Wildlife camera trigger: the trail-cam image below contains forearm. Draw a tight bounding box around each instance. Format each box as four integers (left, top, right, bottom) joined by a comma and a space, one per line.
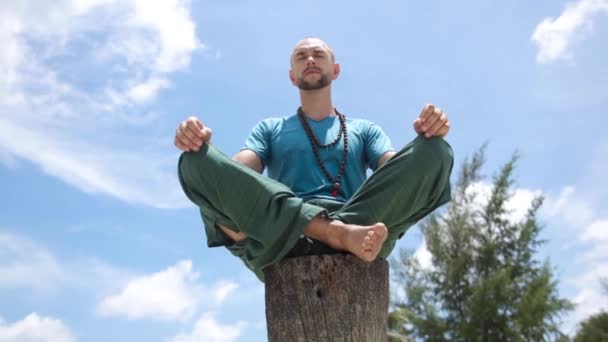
376, 151, 397, 169
232, 149, 264, 173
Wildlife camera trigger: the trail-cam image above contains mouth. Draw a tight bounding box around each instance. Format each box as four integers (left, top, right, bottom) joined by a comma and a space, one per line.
304, 68, 321, 76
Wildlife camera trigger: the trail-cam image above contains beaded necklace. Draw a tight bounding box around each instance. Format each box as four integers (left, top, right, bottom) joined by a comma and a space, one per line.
297, 107, 348, 197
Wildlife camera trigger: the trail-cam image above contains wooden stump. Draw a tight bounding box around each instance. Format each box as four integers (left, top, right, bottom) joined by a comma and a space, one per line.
264, 254, 389, 342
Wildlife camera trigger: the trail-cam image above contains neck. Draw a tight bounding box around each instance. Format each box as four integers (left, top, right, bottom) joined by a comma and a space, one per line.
299, 86, 334, 120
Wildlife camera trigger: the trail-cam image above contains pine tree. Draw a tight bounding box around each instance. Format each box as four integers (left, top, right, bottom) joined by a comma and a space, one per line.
572, 279, 608, 342
573, 311, 608, 342
389, 146, 573, 342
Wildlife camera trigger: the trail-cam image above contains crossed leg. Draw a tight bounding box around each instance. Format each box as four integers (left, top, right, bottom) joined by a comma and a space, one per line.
330, 135, 454, 258
178, 144, 389, 275
219, 217, 388, 262
178, 136, 452, 277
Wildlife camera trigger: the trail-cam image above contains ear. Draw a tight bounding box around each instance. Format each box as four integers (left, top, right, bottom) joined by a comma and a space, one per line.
289, 69, 296, 85
332, 63, 341, 80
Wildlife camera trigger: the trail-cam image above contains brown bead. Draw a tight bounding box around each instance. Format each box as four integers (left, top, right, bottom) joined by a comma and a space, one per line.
297, 107, 348, 195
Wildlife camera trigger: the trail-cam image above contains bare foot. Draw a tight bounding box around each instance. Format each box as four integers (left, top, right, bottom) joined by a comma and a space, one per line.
331, 221, 388, 262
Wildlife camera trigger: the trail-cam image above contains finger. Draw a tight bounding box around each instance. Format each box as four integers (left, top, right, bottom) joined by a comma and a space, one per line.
177, 132, 199, 151
201, 127, 213, 143
420, 104, 435, 123
424, 111, 445, 133
436, 121, 450, 137
426, 113, 447, 137
421, 108, 442, 132
191, 116, 204, 130
181, 123, 203, 145
174, 137, 190, 151
186, 117, 204, 138
178, 126, 202, 150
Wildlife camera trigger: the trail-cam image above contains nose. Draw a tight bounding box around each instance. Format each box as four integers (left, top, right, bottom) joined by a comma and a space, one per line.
306, 56, 315, 65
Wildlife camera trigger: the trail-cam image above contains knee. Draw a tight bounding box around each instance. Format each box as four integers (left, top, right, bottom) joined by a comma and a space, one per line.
415, 135, 451, 155
414, 135, 454, 168
178, 145, 211, 184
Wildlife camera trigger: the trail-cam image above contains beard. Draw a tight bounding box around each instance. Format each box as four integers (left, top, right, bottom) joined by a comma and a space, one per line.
296, 72, 332, 91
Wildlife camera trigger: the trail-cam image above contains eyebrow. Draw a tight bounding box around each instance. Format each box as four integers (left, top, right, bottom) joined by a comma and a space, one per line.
294, 48, 327, 57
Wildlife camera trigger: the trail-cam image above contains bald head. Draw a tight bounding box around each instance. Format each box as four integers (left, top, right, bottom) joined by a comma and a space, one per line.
289, 37, 340, 91
290, 37, 336, 65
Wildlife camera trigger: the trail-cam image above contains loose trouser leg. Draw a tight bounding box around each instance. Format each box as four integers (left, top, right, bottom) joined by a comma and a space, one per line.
177, 144, 326, 279
331, 135, 454, 257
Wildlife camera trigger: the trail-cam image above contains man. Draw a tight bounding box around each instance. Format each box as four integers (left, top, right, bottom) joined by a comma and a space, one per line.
175, 37, 453, 281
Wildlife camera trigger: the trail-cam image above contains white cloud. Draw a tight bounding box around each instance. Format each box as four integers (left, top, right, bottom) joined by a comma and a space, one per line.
0, 230, 244, 326
170, 313, 247, 342
580, 219, 608, 243
578, 243, 608, 263
212, 281, 240, 306
0, 313, 75, 342
0, 117, 187, 209
0, 232, 67, 292
543, 186, 595, 227
97, 260, 239, 322
127, 0, 199, 73
0, 230, 134, 295
413, 239, 432, 270
97, 260, 201, 321
467, 181, 542, 224
126, 77, 171, 103
505, 187, 542, 222
0, 0, 201, 208
70, 256, 136, 293
542, 186, 608, 334
531, 0, 608, 64
566, 262, 608, 333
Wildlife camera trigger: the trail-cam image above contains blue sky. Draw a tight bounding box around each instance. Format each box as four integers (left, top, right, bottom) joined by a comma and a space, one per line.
1, 0, 607, 340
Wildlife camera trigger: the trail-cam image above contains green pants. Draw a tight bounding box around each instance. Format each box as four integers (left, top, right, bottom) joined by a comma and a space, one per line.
178, 135, 453, 281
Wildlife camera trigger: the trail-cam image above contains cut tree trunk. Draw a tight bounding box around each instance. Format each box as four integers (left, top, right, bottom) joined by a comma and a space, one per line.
264, 254, 389, 342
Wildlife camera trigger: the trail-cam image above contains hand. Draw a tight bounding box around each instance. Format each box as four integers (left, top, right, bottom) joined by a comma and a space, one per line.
413, 104, 450, 138
174, 116, 213, 151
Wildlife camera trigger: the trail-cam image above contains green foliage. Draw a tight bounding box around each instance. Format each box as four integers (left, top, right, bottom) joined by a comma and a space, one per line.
389, 146, 573, 341
573, 311, 608, 342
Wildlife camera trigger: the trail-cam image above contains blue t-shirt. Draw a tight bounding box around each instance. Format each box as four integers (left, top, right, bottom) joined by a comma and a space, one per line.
242, 114, 394, 203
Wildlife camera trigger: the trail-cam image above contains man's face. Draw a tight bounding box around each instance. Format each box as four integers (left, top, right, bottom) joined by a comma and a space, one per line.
289, 38, 340, 91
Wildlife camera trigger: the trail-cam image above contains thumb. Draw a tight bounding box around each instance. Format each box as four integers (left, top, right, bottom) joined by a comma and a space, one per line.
202, 127, 213, 143
413, 118, 423, 134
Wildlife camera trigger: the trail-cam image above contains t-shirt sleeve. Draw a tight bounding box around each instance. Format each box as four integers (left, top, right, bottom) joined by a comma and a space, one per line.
365, 122, 394, 171
242, 120, 272, 166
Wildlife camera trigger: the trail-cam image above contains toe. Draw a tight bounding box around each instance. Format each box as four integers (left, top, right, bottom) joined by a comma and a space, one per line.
363, 236, 371, 247
373, 225, 388, 240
